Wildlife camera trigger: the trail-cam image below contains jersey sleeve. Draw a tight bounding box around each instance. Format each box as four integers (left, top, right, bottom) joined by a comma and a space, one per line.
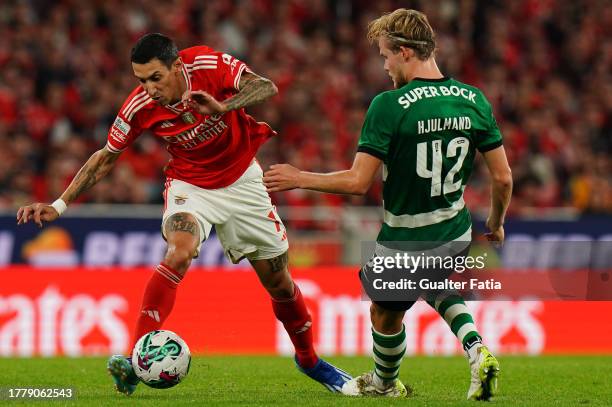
357, 94, 394, 161
215, 52, 251, 92
106, 93, 145, 153
475, 95, 503, 153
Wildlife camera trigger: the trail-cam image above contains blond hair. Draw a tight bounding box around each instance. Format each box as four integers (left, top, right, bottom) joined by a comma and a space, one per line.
367, 9, 436, 60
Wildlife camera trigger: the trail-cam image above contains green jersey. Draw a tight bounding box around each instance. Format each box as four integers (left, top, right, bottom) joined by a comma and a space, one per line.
358, 77, 502, 242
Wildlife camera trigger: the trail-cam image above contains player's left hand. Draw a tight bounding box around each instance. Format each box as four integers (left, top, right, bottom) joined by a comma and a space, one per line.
16, 203, 60, 228
182, 90, 227, 115
263, 164, 301, 192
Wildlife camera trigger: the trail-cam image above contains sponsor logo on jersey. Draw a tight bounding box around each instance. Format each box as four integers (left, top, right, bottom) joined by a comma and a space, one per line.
162, 114, 228, 149
174, 195, 187, 205
113, 116, 131, 136
110, 127, 127, 142
398, 85, 477, 109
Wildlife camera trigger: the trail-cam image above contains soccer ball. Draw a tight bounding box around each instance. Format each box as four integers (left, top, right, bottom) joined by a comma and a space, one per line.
131, 330, 191, 389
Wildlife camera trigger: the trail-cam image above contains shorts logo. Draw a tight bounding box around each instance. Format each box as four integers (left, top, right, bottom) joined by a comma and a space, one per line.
113, 116, 131, 136
174, 195, 187, 205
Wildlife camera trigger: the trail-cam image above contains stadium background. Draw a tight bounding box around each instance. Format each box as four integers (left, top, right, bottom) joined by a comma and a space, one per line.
0, 0, 610, 358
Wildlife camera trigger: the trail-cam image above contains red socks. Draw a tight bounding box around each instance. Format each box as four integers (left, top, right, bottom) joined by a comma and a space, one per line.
132, 264, 182, 348
133, 265, 318, 369
271, 285, 319, 369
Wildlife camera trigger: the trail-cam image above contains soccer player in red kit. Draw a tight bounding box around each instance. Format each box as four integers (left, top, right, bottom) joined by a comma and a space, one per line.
16, 33, 351, 395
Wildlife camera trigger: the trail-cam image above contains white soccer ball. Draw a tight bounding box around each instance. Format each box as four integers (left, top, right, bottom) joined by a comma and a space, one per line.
131, 330, 191, 389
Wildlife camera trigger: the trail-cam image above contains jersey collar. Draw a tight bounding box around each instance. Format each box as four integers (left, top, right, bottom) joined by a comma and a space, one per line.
412, 76, 450, 82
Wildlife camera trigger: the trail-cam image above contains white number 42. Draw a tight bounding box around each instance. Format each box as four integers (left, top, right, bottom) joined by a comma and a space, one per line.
416, 137, 469, 197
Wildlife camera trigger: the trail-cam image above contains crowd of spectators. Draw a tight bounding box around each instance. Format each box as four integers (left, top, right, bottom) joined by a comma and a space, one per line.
0, 0, 610, 226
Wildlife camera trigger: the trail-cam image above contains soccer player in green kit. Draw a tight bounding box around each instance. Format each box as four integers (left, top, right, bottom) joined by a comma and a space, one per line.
264, 8, 512, 400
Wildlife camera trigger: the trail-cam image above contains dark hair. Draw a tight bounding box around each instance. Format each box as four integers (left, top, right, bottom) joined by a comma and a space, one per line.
130, 33, 179, 68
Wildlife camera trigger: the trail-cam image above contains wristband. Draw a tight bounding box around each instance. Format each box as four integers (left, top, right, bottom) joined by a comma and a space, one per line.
51, 199, 67, 216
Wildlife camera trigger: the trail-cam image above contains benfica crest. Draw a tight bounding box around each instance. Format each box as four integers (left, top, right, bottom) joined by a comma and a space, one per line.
181, 111, 197, 124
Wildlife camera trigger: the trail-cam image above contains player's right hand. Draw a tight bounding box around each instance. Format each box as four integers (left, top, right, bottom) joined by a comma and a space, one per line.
181, 90, 227, 115
16, 203, 60, 228
263, 164, 301, 192
484, 218, 505, 246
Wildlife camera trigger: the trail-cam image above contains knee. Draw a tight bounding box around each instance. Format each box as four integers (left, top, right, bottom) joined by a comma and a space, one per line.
164, 245, 195, 275
265, 273, 294, 299
370, 303, 384, 321
370, 303, 404, 335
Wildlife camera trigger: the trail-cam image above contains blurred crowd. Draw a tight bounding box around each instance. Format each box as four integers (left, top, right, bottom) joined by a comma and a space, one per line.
0, 0, 610, 226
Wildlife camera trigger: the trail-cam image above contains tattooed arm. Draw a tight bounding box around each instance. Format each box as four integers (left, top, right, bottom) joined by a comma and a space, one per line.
16, 147, 121, 227
61, 148, 121, 204
223, 72, 278, 111
182, 72, 278, 115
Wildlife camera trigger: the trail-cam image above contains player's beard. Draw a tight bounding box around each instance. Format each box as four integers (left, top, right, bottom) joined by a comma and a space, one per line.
394, 72, 408, 89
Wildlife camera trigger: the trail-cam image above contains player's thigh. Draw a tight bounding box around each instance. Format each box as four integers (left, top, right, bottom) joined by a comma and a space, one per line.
162, 179, 218, 258
215, 166, 289, 264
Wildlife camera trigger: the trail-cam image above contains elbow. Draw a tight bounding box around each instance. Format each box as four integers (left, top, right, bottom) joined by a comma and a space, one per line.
349, 180, 370, 196
255, 77, 278, 97
95, 147, 120, 167
269, 80, 279, 96
261, 77, 278, 96
353, 185, 369, 196
492, 168, 513, 189
345, 169, 373, 195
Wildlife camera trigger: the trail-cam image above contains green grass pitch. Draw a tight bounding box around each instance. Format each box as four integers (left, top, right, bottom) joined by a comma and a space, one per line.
0, 355, 610, 406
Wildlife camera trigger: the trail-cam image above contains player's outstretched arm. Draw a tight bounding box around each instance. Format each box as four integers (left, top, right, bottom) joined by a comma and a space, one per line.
182, 72, 278, 115
16, 147, 121, 227
263, 152, 382, 195
482, 146, 513, 244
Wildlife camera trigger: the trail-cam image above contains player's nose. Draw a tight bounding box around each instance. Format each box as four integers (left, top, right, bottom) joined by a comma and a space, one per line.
143, 83, 157, 97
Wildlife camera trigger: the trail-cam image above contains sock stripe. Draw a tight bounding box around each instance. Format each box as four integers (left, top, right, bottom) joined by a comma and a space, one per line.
373, 346, 406, 363
373, 353, 403, 368
159, 263, 181, 280
434, 291, 456, 311
437, 295, 465, 317
144, 310, 160, 322
375, 361, 401, 373
457, 323, 478, 343
450, 313, 474, 335
156, 264, 181, 285
375, 369, 399, 380
371, 325, 406, 386
443, 303, 470, 324
372, 326, 406, 349
372, 337, 407, 356
428, 292, 483, 350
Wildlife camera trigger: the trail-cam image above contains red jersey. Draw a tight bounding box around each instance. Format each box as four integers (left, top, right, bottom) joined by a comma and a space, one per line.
106, 46, 276, 189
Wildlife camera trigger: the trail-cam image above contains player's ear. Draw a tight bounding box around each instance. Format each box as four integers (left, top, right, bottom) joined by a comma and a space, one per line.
173, 58, 183, 74
399, 46, 414, 61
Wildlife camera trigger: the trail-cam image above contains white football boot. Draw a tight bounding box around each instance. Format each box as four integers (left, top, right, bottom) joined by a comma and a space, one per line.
341, 371, 410, 397
467, 346, 500, 400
